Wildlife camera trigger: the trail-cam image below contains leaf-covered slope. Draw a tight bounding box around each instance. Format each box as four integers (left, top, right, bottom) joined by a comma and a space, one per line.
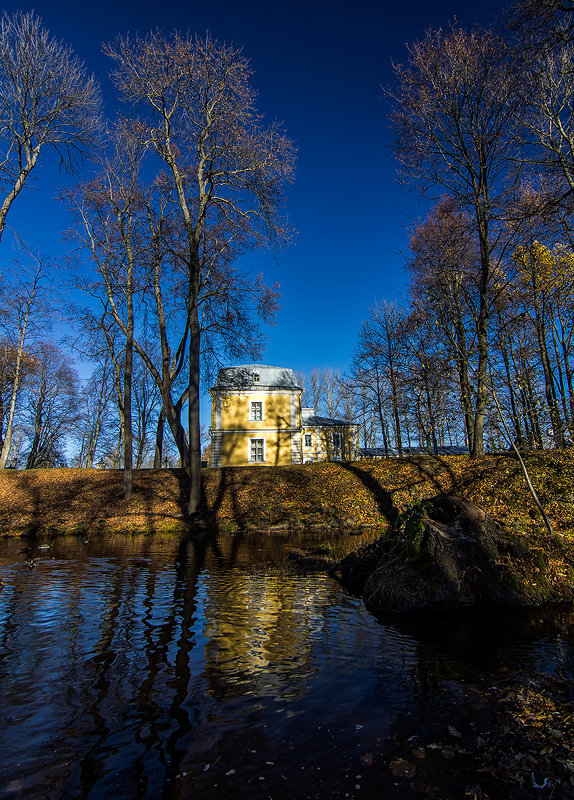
0, 452, 573, 541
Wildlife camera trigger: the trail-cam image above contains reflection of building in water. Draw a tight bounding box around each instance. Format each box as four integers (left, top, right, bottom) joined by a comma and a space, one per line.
201, 573, 331, 701
209, 364, 358, 466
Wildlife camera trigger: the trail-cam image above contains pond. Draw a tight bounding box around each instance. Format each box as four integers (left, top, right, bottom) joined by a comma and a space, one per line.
0, 531, 573, 799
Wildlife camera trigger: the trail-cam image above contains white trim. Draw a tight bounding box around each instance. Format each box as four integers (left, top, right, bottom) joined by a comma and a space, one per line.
290, 392, 299, 427
214, 394, 222, 430
248, 436, 266, 463
249, 398, 265, 421
212, 387, 303, 397
219, 427, 301, 434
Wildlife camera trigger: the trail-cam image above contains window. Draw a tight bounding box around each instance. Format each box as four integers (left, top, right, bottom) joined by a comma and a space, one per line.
304, 433, 312, 448
251, 401, 263, 421
250, 438, 264, 462
332, 432, 341, 448
253, 372, 260, 382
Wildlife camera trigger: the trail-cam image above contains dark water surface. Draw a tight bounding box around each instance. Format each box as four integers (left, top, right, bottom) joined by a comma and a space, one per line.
0, 531, 573, 799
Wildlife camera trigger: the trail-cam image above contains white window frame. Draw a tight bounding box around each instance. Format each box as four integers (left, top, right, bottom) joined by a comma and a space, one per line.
304, 433, 313, 448
250, 400, 264, 421
332, 431, 342, 449
249, 437, 265, 463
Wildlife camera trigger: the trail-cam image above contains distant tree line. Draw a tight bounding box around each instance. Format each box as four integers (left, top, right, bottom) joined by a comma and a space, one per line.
337, 0, 574, 457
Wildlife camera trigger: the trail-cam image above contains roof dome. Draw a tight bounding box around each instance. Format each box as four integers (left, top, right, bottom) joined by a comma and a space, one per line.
213, 364, 301, 390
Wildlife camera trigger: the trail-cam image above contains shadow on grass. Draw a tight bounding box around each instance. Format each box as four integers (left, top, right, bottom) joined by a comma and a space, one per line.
339, 462, 398, 525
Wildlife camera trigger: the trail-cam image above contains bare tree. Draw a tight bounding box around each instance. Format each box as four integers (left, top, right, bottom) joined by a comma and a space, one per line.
69, 128, 146, 498
391, 25, 521, 456
75, 358, 116, 469
0, 251, 52, 469
23, 342, 80, 468
0, 339, 34, 456
356, 301, 409, 455
132, 353, 161, 468
508, 0, 574, 51
104, 31, 295, 513
0, 11, 100, 241
408, 200, 481, 450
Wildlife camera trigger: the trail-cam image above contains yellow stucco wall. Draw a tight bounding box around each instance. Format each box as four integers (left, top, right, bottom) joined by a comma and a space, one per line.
210, 384, 357, 467
301, 425, 357, 462
220, 393, 294, 431
221, 430, 295, 466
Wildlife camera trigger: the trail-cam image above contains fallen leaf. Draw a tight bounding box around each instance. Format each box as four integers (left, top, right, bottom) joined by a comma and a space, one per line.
390, 758, 417, 778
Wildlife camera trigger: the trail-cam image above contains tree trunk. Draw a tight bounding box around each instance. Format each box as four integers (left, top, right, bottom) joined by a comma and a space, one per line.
389, 364, 403, 456
532, 285, 565, 447
26, 385, 45, 469
0, 150, 39, 244
449, 289, 474, 453
187, 296, 202, 515
499, 330, 523, 448
154, 411, 165, 468
0, 315, 29, 469
123, 335, 133, 499
551, 325, 573, 440
471, 206, 491, 459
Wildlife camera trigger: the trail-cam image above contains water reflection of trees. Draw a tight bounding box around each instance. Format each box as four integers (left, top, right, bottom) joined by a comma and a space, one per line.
0, 532, 349, 796
0, 535, 209, 797
0, 532, 372, 796
2, 534, 572, 798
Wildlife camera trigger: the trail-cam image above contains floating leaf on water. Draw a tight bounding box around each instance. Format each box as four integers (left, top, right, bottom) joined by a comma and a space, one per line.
390, 758, 416, 778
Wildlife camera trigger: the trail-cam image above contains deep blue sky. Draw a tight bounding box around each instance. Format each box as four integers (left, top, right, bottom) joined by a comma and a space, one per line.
2, 0, 507, 395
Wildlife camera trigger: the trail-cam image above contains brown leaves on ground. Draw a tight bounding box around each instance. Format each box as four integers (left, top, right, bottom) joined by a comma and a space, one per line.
0, 468, 189, 536
0, 451, 573, 546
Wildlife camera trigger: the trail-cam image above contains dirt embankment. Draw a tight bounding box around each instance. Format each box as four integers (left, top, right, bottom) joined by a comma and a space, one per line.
0, 452, 573, 545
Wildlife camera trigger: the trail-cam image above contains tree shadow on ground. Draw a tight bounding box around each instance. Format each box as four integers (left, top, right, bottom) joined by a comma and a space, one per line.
339, 462, 398, 525
207, 466, 318, 531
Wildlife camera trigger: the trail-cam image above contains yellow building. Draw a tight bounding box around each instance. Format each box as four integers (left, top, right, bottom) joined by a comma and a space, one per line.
209, 364, 358, 467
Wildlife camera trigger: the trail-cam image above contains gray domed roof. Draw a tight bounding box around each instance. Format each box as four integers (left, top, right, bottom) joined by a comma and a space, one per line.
213, 364, 301, 390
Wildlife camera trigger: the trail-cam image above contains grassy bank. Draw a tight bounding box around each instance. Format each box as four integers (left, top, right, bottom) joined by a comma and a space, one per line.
0, 451, 573, 541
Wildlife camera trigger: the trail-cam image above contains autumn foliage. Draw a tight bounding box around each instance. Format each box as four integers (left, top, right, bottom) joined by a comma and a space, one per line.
0, 453, 573, 543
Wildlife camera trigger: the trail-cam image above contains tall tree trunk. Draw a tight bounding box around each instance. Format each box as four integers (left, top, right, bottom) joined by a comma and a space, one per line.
551, 326, 573, 440
424, 370, 439, 454
389, 364, 403, 456
557, 327, 574, 438
499, 331, 523, 448
154, 410, 165, 468
123, 335, 133, 499
532, 286, 565, 447
0, 314, 29, 469
26, 385, 45, 469
188, 296, 202, 515
449, 289, 474, 452
471, 211, 491, 459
